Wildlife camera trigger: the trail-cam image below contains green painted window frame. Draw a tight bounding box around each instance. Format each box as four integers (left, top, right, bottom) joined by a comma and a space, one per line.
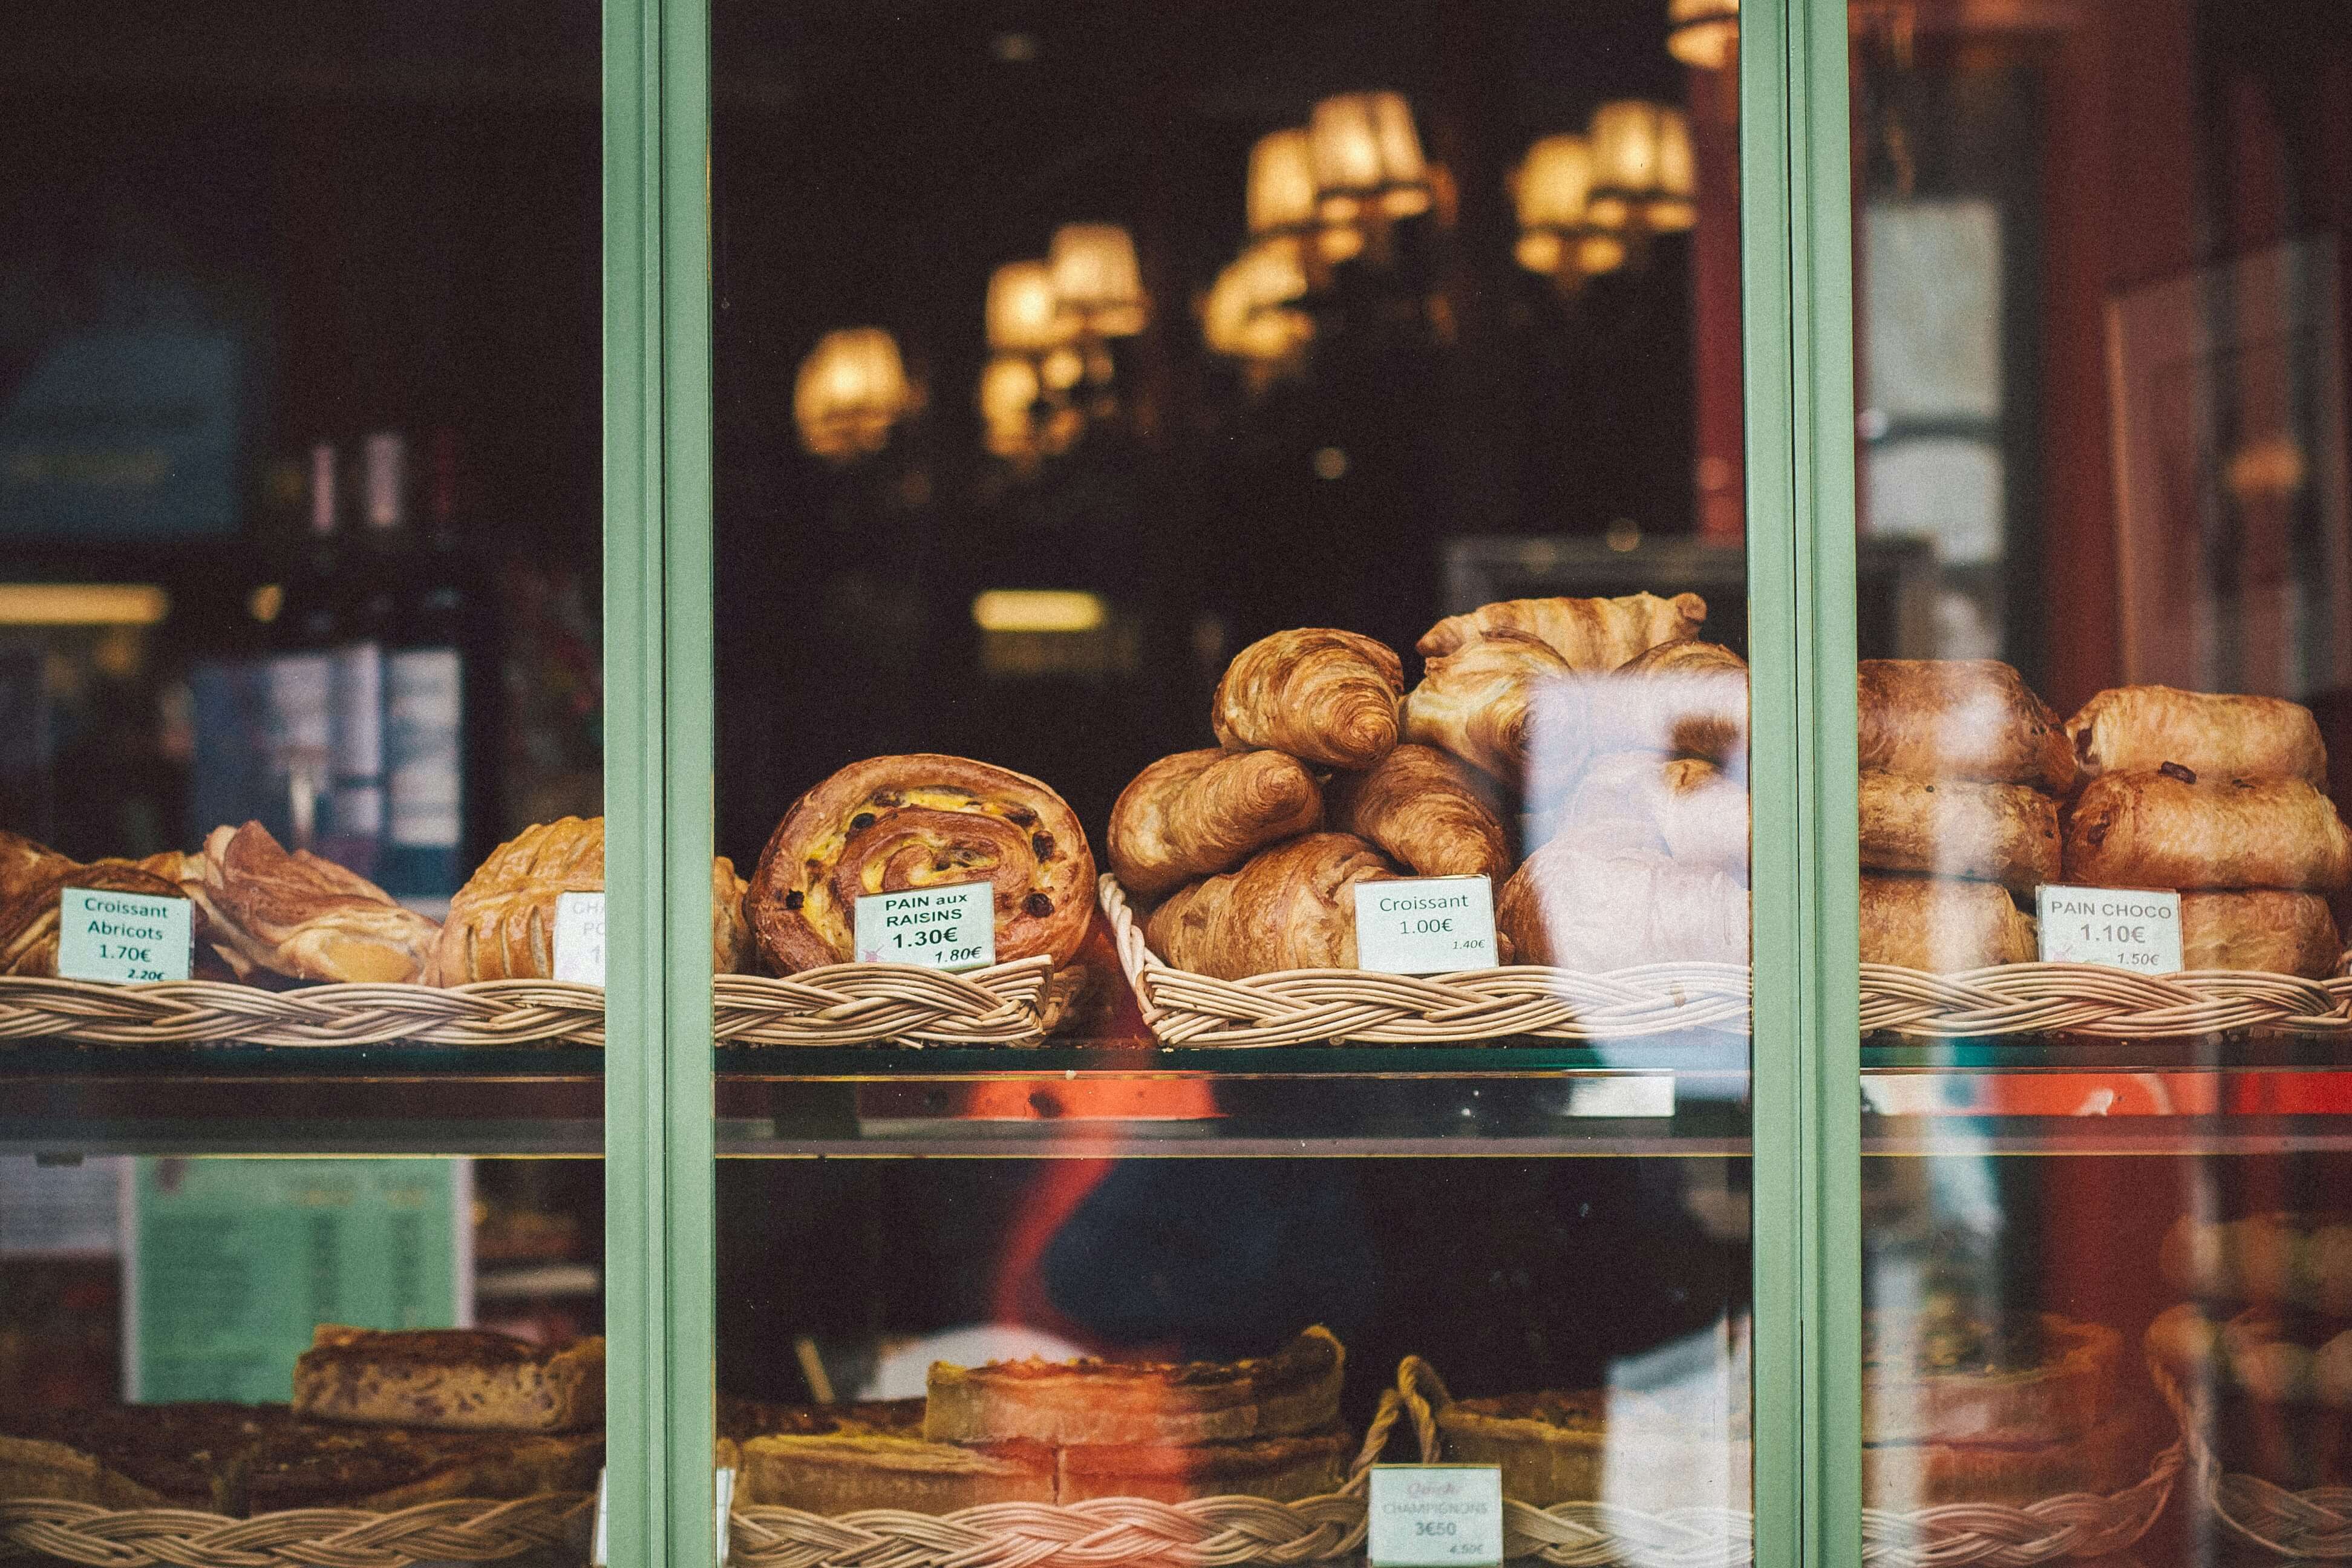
596, 0, 1864, 1563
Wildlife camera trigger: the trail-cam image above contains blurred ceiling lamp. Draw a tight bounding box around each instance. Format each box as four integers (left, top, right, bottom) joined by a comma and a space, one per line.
0, 583, 169, 626
1667, 0, 1739, 69
1307, 91, 1432, 229
794, 327, 912, 462
1587, 100, 1698, 239
985, 261, 1073, 354
978, 355, 1045, 462
1048, 224, 1149, 338
1203, 243, 1313, 364
1248, 128, 1364, 266
1511, 135, 1630, 290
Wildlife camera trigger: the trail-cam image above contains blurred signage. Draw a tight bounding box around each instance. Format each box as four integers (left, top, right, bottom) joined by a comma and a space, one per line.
0, 328, 243, 540
125, 1157, 470, 1402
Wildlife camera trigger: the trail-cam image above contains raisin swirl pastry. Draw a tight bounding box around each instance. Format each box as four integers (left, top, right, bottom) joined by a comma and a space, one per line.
746, 755, 1097, 973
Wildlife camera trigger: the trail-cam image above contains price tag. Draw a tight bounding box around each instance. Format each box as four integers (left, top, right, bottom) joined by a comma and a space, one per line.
1353, 876, 1498, 974
716, 1466, 736, 1566
1368, 1465, 1505, 1567
56, 888, 191, 983
590, 1467, 607, 1567
2036, 885, 2183, 973
553, 891, 607, 985
854, 881, 996, 972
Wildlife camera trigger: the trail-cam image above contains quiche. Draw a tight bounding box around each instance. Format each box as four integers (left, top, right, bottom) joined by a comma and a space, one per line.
293, 1327, 605, 1432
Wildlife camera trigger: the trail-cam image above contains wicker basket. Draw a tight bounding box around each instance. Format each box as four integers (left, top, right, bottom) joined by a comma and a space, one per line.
1860, 962, 2352, 1040
0, 958, 1069, 1051
2155, 1348, 2352, 1558
1099, 877, 1751, 1047
1400, 1353, 2179, 1568
0, 1490, 592, 1568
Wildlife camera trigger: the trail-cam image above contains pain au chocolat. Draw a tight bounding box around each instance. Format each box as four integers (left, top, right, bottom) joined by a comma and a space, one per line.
2067, 685, 2328, 787
292, 1326, 604, 1433
746, 755, 1096, 974
923, 1325, 1344, 1448
1857, 659, 2076, 795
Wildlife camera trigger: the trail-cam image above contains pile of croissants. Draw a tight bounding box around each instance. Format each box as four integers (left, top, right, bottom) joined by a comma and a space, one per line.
1109, 591, 1754, 978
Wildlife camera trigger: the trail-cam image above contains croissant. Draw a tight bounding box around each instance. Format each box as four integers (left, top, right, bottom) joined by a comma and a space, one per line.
197, 822, 441, 984
2179, 891, 2341, 978
1858, 659, 2076, 794
1328, 745, 1510, 880
1212, 629, 1403, 769
1586, 639, 1749, 771
1400, 631, 1575, 786
1549, 753, 1748, 878
1145, 833, 1397, 978
1417, 592, 1706, 670
2065, 768, 2352, 894
1858, 771, 2059, 893
0, 831, 192, 978
1859, 875, 2036, 970
1495, 841, 1748, 969
1108, 749, 1323, 900
428, 815, 753, 983
746, 755, 1096, 973
2066, 685, 2328, 787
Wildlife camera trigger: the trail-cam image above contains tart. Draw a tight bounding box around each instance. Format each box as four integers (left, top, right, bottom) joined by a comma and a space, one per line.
1434, 1387, 1748, 1515
0, 1402, 288, 1511
736, 1397, 1052, 1512
293, 1326, 605, 1432
1056, 1425, 1352, 1504
923, 1326, 1344, 1448
241, 1423, 604, 1513
1863, 1311, 2118, 1444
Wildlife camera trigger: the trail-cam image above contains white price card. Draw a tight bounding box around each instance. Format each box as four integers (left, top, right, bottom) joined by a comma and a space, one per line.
1353, 876, 1498, 974
590, 1467, 607, 1567
1368, 1465, 1506, 1567
2036, 885, 2183, 974
56, 888, 191, 983
553, 891, 607, 985
854, 880, 996, 972
716, 1466, 737, 1566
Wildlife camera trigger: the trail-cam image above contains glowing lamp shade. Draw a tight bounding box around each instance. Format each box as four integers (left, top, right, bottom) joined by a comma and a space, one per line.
1308, 91, 1430, 218
978, 355, 1041, 425
794, 327, 910, 462
1667, 0, 1739, 70
1647, 108, 1697, 229
1515, 134, 1596, 232
1048, 223, 1148, 337
1247, 129, 1320, 235
1514, 230, 1564, 275
986, 260, 1070, 354
1203, 244, 1312, 363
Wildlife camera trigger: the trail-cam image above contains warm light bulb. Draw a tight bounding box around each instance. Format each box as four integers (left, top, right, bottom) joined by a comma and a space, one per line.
794, 328, 910, 460
1515, 136, 1597, 231
1589, 100, 1666, 200
1048, 224, 1148, 337
986, 260, 1070, 353
1247, 128, 1319, 235
1667, 0, 1739, 70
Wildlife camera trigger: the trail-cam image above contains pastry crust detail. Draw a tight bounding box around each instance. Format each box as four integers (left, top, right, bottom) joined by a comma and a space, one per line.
1416, 592, 1706, 670
1401, 631, 1573, 783
0, 830, 194, 978
1587, 639, 1750, 768
1108, 749, 1324, 900
292, 1327, 606, 1433
1858, 875, 2037, 970
1212, 629, 1404, 768
1496, 841, 1748, 969
1328, 745, 1511, 881
2064, 770, 2352, 893
1858, 659, 2076, 794
1145, 834, 1397, 978
1858, 771, 2060, 892
2067, 685, 2328, 786
197, 822, 440, 984
746, 755, 1097, 973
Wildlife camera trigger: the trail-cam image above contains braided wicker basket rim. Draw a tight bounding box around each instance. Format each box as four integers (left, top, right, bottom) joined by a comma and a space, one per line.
1097, 875, 1751, 1048
0, 1489, 591, 1568
0, 958, 1060, 1051
1860, 961, 2352, 1040
2153, 1345, 2352, 1558
1400, 1353, 2179, 1568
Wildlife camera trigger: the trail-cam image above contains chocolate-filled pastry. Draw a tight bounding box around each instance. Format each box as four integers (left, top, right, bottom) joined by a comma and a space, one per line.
2065, 769, 2352, 894
748, 756, 1096, 973
1145, 834, 1397, 978
2180, 890, 2342, 977
1858, 771, 2059, 893
2068, 685, 2327, 787
0, 831, 192, 978
1552, 753, 1748, 878
1328, 745, 1510, 880
428, 815, 751, 982
1586, 639, 1751, 771
197, 822, 440, 984
1401, 630, 1575, 784
1212, 628, 1403, 768
1859, 875, 2036, 970
1108, 749, 1323, 900
1858, 659, 2076, 794
1417, 591, 1707, 670
1496, 843, 1748, 969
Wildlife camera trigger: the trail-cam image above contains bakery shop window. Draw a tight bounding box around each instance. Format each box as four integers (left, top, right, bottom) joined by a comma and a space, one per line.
713, 2, 1756, 1039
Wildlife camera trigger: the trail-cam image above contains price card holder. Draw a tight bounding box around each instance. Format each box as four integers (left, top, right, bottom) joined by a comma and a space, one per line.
1368, 1465, 1506, 1568
1353, 876, 1499, 975
553, 890, 607, 985
2036, 885, 2183, 973
853, 881, 996, 972
56, 888, 192, 982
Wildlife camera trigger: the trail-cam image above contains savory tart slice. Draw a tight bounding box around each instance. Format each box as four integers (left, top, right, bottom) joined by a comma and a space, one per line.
735, 1400, 1054, 1513
1434, 1387, 1748, 1515
924, 1327, 1344, 1447
0, 1402, 293, 1512
293, 1327, 604, 1432
1864, 1310, 2118, 1444
240, 1423, 604, 1515
1056, 1425, 1352, 1504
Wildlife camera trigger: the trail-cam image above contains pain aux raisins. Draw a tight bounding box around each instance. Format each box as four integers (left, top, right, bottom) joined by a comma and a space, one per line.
783, 890, 804, 910
1003, 805, 1037, 826
1030, 832, 1054, 860
1022, 892, 1054, 917
870, 789, 903, 807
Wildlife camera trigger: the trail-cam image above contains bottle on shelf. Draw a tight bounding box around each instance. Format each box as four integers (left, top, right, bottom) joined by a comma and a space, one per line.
259, 443, 342, 853
379, 428, 490, 907
318, 432, 407, 878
